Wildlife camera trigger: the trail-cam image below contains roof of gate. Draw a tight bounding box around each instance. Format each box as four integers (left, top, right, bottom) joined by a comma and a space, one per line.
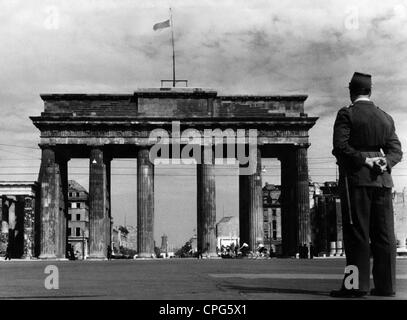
37, 88, 311, 119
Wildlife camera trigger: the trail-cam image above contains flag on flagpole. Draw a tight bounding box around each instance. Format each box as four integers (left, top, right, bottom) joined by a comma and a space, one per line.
153, 19, 170, 31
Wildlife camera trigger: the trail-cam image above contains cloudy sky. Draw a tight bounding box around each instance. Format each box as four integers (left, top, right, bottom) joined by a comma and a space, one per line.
1, 0, 407, 247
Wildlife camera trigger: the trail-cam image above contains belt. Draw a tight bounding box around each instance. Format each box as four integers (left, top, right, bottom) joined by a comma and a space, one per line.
355, 146, 382, 152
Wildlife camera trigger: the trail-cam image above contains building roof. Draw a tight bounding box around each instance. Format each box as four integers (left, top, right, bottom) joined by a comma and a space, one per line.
68, 180, 88, 193
217, 216, 237, 225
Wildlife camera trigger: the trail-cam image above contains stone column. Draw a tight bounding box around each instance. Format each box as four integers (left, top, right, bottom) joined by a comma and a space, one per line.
23, 196, 35, 259
88, 147, 110, 259
197, 147, 217, 257
15, 196, 26, 258
59, 157, 69, 259
317, 195, 329, 256
38, 147, 64, 259
137, 147, 155, 258
0, 196, 8, 254
335, 198, 343, 255
295, 146, 311, 247
280, 145, 311, 257
8, 198, 16, 258
239, 147, 264, 251
105, 160, 112, 253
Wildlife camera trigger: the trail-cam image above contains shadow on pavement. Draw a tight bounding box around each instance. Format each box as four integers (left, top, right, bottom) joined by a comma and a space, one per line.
220, 284, 331, 297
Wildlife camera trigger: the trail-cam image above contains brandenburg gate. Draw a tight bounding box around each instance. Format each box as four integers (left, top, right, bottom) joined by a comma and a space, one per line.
30, 88, 317, 259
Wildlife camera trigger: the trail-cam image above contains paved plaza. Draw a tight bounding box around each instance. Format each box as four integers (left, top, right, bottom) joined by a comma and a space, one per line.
0, 258, 406, 300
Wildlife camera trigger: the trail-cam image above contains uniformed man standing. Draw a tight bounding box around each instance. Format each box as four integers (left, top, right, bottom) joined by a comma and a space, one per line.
331, 72, 403, 298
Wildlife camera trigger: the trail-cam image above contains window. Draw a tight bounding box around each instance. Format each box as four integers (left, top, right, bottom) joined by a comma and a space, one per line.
76, 228, 81, 237
272, 209, 276, 216
263, 211, 268, 222
273, 231, 277, 240
70, 202, 77, 209
69, 192, 72, 197
68, 214, 71, 221
68, 228, 71, 236
76, 214, 81, 221
272, 220, 277, 230
76, 202, 81, 208
76, 192, 80, 197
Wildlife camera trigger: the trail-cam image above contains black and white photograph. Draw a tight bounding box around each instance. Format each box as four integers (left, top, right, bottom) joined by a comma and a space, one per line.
0, 0, 406, 311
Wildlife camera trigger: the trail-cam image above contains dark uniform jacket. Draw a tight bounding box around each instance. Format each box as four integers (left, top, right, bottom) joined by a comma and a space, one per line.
332, 100, 402, 187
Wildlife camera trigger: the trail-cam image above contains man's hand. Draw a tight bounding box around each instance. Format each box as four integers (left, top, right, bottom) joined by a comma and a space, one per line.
365, 157, 375, 169
374, 157, 387, 174
365, 157, 387, 174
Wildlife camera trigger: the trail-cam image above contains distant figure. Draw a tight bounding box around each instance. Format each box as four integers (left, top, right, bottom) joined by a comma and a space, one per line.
309, 242, 314, 259
70, 246, 76, 260
107, 245, 112, 260
269, 245, 274, 258
257, 244, 266, 256
230, 243, 235, 256
4, 244, 11, 260
303, 244, 309, 259
197, 249, 203, 259
240, 243, 249, 257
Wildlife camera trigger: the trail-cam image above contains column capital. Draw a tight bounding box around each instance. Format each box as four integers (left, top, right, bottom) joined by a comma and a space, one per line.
4, 196, 17, 204
137, 147, 153, 166
89, 146, 112, 164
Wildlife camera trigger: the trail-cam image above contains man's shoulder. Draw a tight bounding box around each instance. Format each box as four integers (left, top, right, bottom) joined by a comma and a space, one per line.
336, 105, 352, 117
370, 102, 395, 122
374, 103, 392, 115
338, 103, 352, 111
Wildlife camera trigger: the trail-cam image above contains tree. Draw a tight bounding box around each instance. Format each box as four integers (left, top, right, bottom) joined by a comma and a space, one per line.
175, 241, 192, 257
154, 246, 161, 258
118, 225, 129, 235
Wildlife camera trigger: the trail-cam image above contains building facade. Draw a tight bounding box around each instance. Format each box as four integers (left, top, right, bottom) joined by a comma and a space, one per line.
111, 225, 137, 254
262, 181, 344, 257
393, 188, 407, 255
311, 182, 343, 257
0, 181, 38, 259
262, 183, 282, 255
67, 180, 89, 259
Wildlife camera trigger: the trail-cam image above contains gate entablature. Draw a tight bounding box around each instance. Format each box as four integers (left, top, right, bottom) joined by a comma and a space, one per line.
31, 88, 317, 148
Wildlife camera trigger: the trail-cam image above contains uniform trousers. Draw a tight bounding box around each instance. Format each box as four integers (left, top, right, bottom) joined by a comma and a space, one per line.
340, 185, 396, 293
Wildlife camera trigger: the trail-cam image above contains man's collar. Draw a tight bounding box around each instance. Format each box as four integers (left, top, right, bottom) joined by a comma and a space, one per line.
354, 97, 371, 103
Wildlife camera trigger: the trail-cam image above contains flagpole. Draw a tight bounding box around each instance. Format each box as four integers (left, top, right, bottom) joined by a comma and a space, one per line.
170, 7, 176, 87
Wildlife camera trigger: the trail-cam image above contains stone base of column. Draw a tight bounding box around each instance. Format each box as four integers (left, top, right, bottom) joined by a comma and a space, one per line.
87, 255, 107, 260
136, 252, 155, 259
202, 252, 219, 259
38, 253, 58, 259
